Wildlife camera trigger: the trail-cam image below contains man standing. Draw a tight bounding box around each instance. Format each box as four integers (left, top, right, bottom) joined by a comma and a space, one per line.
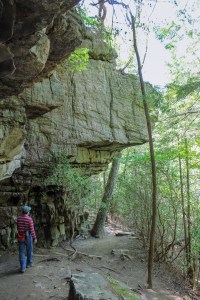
17, 205, 37, 273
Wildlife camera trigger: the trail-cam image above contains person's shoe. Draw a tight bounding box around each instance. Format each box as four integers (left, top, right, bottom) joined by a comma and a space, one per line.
27, 264, 33, 268
20, 269, 26, 273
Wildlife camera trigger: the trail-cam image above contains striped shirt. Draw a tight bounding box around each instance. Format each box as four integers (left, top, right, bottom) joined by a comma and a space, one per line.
17, 214, 37, 240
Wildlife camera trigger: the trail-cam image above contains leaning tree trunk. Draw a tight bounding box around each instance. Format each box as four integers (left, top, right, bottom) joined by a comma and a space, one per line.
91, 155, 121, 237
130, 12, 157, 289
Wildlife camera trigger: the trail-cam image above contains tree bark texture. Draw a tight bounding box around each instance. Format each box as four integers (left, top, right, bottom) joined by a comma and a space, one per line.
91, 155, 121, 237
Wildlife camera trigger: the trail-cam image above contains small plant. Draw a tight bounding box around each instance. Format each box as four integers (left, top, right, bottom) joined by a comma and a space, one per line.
45, 151, 91, 211
66, 48, 89, 73
77, 5, 114, 47
77, 6, 100, 28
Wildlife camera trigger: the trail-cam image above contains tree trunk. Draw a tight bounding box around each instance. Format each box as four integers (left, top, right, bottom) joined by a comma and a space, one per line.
178, 152, 189, 269
130, 13, 157, 289
185, 137, 193, 279
122, 149, 130, 179
91, 155, 121, 237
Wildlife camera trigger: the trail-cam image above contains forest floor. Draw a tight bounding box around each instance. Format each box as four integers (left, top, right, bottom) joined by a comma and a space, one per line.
0, 218, 194, 300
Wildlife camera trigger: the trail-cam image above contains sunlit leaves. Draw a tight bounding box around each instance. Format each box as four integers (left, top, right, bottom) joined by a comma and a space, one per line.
154, 21, 181, 43
66, 48, 89, 73
77, 5, 100, 28
166, 75, 200, 100
45, 151, 91, 210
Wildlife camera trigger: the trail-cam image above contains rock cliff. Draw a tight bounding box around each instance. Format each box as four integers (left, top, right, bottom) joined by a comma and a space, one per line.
0, 1, 148, 248
0, 0, 82, 95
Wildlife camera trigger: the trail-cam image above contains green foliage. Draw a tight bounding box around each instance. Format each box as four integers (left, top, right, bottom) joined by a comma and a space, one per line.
166, 75, 200, 100
154, 21, 181, 44
44, 151, 91, 210
107, 99, 199, 256
66, 48, 89, 73
85, 173, 105, 213
77, 6, 100, 28
107, 276, 139, 300
102, 27, 114, 45
77, 5, 114, 47
154, 0, 200, 92
191, 217, 200, 254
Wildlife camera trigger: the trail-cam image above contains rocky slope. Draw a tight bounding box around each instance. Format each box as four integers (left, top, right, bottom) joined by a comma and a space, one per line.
0, 1, 148, 248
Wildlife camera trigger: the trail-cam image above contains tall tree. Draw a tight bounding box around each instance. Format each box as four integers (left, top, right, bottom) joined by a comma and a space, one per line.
129, 10, 157, 289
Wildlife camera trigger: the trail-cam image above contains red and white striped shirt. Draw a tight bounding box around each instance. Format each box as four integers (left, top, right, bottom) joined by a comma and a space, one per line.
17, 214, 37, 240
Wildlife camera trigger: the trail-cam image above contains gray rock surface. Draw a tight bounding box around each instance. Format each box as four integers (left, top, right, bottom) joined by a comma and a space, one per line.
68, 273, 118, 300
0, 1, 82, 96
0, 59, 147, 181
68, 272, 143, 299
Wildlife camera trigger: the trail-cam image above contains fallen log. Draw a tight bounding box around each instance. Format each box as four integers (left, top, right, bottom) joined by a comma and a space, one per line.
115, 231, 135, 236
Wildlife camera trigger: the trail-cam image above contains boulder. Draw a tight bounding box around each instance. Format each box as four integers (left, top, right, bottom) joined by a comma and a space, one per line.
68, 273, 118, 300
68, 273, 144, 300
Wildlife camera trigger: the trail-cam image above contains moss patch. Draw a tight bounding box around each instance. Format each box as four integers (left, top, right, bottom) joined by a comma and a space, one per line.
107, 276, 141, 300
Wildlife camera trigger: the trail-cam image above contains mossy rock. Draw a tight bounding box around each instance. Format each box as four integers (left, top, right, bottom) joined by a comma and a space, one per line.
107, 276, 143, 300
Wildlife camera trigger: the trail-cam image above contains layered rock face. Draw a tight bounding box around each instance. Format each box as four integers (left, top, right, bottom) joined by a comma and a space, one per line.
0, 0, 82, 95
0, 2, 148, 248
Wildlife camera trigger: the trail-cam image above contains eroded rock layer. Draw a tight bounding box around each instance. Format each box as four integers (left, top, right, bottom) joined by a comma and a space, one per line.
1, 59, 147, 179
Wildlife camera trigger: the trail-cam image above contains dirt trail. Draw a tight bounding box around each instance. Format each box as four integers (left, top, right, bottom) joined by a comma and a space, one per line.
0, 220, 188, 300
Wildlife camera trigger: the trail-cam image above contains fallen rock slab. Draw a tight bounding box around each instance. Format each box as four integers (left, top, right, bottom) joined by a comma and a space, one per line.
67, 272, 144, 299
68, 273, 118, 300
